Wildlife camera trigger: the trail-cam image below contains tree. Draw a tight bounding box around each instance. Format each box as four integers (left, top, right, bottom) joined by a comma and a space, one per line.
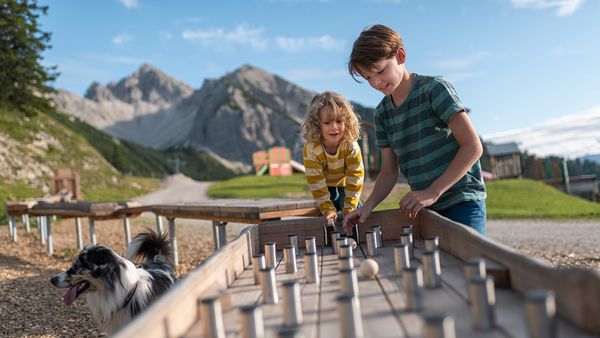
0, 0, 58, 116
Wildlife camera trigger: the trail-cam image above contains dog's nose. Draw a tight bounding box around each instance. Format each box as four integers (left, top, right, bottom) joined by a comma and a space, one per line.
50, 276, 58, 286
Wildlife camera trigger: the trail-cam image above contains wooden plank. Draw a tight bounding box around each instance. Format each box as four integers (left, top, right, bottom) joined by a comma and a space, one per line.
418, 209, 600, 334
114, 225, 257, 338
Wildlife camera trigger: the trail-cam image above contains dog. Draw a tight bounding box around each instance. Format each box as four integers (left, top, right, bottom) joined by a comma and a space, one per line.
51, 230, 176, 335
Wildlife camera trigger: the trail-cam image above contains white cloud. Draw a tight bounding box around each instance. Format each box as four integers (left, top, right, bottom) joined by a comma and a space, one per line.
431, 51, 490, 70
275, 35, 344, 53
112, 33, 133, 45
118, 0, 138, 8
508, 0, 585, 16
182, 25, 268, 50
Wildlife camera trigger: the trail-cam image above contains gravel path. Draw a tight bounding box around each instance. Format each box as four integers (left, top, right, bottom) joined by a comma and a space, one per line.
1, 175, 599, 337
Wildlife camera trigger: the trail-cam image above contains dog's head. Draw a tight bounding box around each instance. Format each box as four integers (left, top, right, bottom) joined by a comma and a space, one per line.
51, 245, 126, 305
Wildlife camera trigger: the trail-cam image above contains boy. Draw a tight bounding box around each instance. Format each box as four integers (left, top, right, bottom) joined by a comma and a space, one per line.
342, 24, 487, 234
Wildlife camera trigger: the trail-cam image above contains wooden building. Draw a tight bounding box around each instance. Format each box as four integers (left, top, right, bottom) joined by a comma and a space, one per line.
485, 142, 522, 179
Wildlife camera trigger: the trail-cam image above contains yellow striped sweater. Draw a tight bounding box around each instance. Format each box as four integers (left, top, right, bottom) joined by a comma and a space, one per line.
303, 140, 365, 218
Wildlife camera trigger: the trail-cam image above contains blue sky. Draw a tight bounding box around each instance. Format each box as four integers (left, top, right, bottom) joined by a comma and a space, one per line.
40, 0, 600, 136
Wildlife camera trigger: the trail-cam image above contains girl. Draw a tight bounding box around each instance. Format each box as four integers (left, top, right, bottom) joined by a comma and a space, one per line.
301, 91, 365, 230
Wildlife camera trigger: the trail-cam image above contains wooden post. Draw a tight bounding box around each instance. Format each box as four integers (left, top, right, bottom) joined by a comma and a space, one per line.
123, 217, 132, 249
167, 217, 178, 266
88, 217, 97, 245
212, 221, 227, 251
9, 216, 17, 242
75, 218, 84, 250
46, 216, 53, 255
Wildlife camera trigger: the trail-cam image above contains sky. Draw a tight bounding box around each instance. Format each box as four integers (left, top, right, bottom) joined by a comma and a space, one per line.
39, 0, 600, 136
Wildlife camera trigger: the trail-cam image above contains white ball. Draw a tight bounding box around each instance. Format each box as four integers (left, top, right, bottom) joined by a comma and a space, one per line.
348, 238, 357, 250
359, 258, 379, 278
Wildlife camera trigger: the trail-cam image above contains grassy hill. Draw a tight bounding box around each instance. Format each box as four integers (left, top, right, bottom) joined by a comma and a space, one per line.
208, 175, 600, 220
46, 109, 236, 181
0, 106, 157, 222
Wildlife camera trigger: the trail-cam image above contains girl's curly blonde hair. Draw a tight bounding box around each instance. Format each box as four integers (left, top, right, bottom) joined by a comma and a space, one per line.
301, 91, 361, 143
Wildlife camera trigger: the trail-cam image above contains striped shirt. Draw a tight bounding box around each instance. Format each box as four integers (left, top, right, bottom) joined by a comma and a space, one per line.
303, 140, 365, 217
374, 74, 486, 211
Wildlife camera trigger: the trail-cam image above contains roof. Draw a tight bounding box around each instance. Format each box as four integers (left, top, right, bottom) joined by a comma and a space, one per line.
486, 142, 521, 156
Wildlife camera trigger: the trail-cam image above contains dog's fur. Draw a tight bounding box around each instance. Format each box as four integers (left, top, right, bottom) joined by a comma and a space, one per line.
51, 230, 175, 334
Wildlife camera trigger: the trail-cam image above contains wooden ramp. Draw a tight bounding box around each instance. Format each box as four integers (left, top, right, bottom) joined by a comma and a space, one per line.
115, 209, 600, 338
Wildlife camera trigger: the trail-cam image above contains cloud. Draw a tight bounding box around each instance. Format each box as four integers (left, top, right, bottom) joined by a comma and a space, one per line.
182, 25, 268, 50
275, 35, 344, 53
430, 51, 490, 70
112, 33, 133, 45
508, 0, 585, 16
118, 0, 138, 8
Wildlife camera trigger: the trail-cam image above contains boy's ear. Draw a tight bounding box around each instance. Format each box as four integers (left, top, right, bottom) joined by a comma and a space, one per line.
396, 47, 406, 64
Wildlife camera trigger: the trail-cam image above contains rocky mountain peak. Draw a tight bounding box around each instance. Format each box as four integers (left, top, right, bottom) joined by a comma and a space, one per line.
84, 81, 116, 101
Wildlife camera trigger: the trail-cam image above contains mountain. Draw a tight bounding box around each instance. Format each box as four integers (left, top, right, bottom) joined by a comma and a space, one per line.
53, 64, 347, 172
483, 106, 600, 159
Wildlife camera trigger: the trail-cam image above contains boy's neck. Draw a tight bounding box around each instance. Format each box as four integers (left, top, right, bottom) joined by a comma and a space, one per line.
390, 70, 413, 108
323, 141, 340, 155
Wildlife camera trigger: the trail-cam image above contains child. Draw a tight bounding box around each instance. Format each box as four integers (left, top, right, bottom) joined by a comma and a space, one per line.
301, 91, 365, 235
343, 24, 487, 234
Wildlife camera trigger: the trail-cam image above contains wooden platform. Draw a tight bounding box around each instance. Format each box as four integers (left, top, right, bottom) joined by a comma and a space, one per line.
115, 209, 600, 338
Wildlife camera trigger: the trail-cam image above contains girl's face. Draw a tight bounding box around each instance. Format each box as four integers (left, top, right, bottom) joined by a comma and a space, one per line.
318, 108, 345, 148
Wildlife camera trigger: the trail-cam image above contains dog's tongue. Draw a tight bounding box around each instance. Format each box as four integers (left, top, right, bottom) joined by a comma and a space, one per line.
63, 285, 79, 305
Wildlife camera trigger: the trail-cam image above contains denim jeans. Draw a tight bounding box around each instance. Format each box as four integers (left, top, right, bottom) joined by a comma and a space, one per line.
437, 200, 487, 235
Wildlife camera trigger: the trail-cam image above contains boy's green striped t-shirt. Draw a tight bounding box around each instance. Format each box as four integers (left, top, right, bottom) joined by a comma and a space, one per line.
374, 74, 486, 211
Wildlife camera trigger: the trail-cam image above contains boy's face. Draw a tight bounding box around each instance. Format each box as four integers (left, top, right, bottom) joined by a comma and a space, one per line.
359, 49, 406, 96
319, 108, 345, 148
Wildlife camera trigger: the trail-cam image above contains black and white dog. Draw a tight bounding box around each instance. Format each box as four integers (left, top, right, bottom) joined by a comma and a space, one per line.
51, 230, 176, 334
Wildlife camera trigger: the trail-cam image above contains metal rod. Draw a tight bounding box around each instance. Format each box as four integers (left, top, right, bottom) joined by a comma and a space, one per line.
468, 276, 496, 330
284, 245, 297, 274
265, 242, 276, 269
338, 256, 354, 270
524, 290, 557, 338
212, 220, 227, 251
424, 235, 439, 252
394, 243, 411, 275
339, 268, 360, 297
252, 254, 266, 285
123, 217, 132, 248
240, 304, 265, 338
199, 296, 225, 338
464, 258, 486, 281
399, 233, 414, 259
304, 252, 319, 284
46, 216, 53, 255
9, 216, 17, 242
403, 267, 424, 311
401, 224, 413, 235
305, 236, 316, 255
330, 231, 340, 254
40, 216, 45, 245
336, 237, 348, 257
423, 314, 457, 338
88, 217, 97, 245
371, 225, 382, 247
337, 294, 364, 338
423, 250, 442, 288
281, 280, 303, 327
23, 214, 30, 233
8, 215, 14, 237
366, 231, 377, 256
168, 217, 178, 266
155, 214, 164, 235
75, 217, 84, 250
288, 234, 298, 255
339, 244, 353, 259
259, 268, 279, 304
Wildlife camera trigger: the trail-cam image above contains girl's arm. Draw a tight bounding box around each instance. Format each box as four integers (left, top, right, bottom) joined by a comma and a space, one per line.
342, 142, 365, 214
399, 111, 483, 217
304, 143, 336, 219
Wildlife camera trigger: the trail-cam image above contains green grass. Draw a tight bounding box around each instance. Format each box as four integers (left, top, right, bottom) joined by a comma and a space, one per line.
208, 175, 600, 220
486, 178, 600, 219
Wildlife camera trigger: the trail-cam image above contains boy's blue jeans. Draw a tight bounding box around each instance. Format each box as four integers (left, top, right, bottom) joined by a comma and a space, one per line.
437, 200, 487, 235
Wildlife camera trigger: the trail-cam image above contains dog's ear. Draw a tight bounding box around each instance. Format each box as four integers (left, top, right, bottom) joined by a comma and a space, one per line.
91, 264, 110, 278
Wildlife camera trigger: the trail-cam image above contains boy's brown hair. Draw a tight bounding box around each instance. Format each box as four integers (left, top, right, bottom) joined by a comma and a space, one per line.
348, 24, 404, 81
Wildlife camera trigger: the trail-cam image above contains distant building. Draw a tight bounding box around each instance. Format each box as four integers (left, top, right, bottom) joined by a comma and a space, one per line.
484, 142, 522, 179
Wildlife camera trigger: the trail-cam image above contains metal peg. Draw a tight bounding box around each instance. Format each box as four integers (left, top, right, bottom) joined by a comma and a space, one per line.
337, 294, 364, 338
304, 252, 319, 284
424, 235, 439, 252
339, 268, 360, 297
265, 242, 276, 269
284, 245, 297, 274
338, 256, 354, 270
403, 267, 424, 311
524, 290, 556, 338
423, 250, 442, 288
468, 276, 496, 330
240, 304, 265, 338
281, 280, 303, 327
199, 296, 225, 338
366, 231, 377, 256
330, 231, 340, 254
400, 233, 414, 259
305, 236, 316, 255
423, 314, 457, 338
394, 243, 411, 275
260, 268, 279, 304
252, 254, 266, 285
288, 234, 298, 255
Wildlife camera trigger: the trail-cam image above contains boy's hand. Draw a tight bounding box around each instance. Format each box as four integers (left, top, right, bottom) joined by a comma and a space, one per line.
399, 189, 439, 218
342, 207, 372, 236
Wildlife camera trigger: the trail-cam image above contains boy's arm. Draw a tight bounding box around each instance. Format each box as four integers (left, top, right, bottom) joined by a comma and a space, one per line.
342, 142, 365, 214
304, 145, 337, 219
343, 147, 398, 232
399, 111, 483, 217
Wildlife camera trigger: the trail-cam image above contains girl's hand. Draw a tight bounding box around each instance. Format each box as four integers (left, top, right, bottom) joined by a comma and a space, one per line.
399, 189, 440, 218
324, 212, 337, 224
